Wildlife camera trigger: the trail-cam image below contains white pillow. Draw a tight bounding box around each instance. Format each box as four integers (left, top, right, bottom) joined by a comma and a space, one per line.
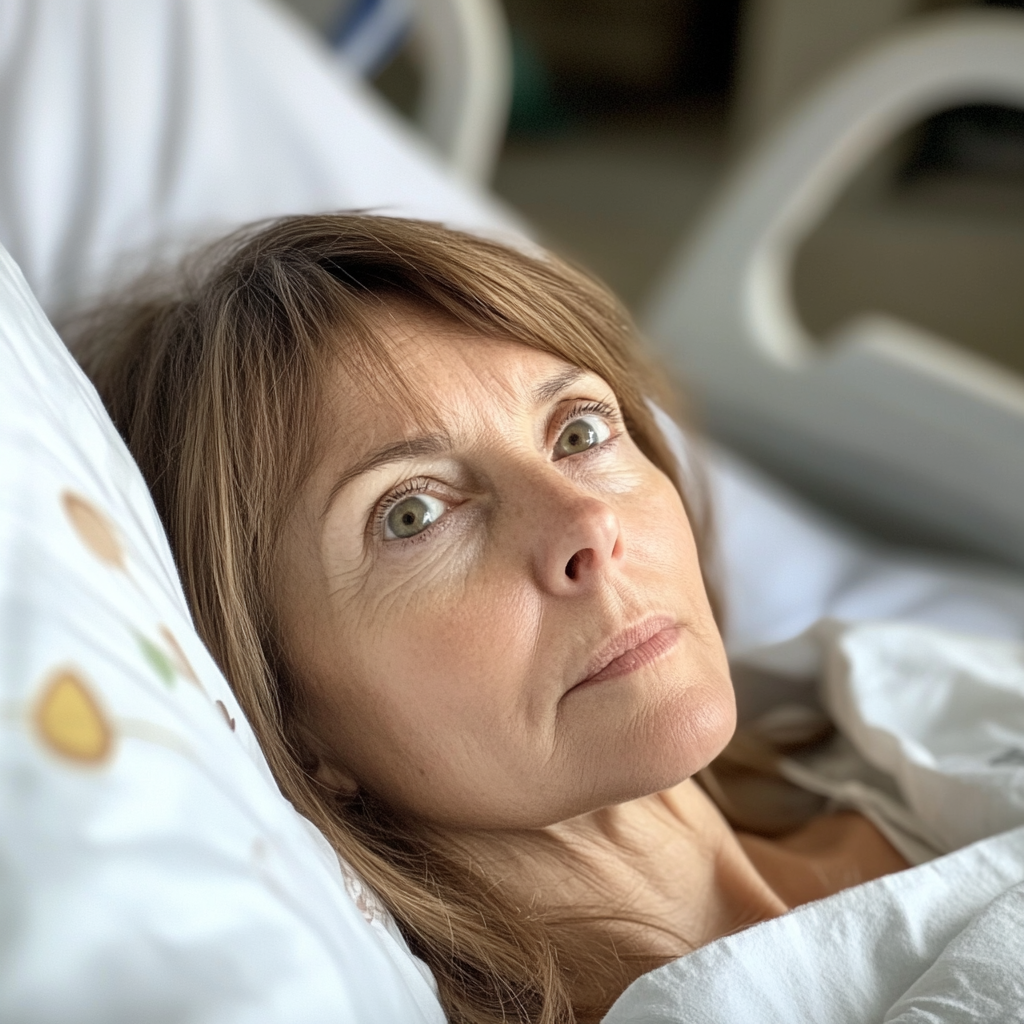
0, 245, 444, 1020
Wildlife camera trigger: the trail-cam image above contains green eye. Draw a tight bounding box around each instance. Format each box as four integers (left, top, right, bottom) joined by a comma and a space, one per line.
384, 494, 446, 539
554, 415, 611, 459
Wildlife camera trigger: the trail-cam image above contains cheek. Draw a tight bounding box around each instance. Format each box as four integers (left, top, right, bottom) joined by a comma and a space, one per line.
363, 529, 530, 675
370, 573, 537, 707
621, 472, 705, 593
310, 550, 548, 814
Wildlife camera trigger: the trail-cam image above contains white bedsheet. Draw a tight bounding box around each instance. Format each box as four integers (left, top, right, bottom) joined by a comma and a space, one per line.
604, 828, 1024, 1024
604, 621, 1024, 1023
708, 443, 1024, 656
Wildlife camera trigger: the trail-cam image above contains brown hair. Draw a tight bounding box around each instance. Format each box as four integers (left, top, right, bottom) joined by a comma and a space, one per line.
70, 213, 717, 1024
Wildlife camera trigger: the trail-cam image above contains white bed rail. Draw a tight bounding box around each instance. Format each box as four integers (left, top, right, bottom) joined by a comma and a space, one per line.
409, 0, 511, 185
325, 0, 512, 183
644, 10, 1024, 566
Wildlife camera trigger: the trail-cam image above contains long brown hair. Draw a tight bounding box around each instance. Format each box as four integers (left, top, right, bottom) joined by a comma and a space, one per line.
70, 213, 717, 1024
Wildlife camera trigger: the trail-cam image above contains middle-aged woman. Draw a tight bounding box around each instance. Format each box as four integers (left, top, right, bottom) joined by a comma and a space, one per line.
72, 214, 909, 1024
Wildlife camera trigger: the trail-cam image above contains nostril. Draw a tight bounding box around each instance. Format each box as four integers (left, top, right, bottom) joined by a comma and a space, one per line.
565, 553, 580, 580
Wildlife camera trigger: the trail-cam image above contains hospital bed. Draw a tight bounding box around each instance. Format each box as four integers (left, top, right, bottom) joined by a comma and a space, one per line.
2, 2, 1024, 1021
644, 8, 1024, 574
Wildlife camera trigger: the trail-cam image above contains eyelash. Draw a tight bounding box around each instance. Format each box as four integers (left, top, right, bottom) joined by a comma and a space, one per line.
557, 399, 621, 439
370, 399, 622, 542
371, 476, 440, 540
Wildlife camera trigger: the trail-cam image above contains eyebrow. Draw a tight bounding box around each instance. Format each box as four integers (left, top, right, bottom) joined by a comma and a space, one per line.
532, 366, 586, 403
320, 431, 452, 519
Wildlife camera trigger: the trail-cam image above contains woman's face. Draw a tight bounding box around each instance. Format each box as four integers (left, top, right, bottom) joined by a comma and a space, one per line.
275, 320, 734, 829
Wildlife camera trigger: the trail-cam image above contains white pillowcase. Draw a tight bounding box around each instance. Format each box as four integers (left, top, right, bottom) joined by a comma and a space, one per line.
0, 242, 444, 1021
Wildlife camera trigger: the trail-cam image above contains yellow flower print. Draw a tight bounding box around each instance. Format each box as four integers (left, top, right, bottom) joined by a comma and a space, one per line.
33, 668, 114, 765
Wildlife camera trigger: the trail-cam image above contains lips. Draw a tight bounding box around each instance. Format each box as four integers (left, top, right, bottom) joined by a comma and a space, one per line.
574, 615, 680, 689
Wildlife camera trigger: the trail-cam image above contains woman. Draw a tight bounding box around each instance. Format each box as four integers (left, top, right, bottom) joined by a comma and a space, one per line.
72, 214, 908, 1024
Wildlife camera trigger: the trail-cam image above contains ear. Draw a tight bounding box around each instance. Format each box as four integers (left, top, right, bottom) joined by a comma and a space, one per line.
293, 720, 360, 797
313, 760, 360, 797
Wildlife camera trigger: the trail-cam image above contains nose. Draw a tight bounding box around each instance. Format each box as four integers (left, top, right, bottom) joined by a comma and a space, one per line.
530, 479, 623, 595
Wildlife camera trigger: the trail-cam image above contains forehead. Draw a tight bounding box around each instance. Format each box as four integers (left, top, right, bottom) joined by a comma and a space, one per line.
326, 318, 589, 439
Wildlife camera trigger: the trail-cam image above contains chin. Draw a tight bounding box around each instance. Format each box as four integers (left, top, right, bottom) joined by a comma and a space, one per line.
574, 667, 737, 811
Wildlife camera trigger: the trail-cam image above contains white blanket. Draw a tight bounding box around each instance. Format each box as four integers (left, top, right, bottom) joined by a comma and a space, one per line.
604, 622, 1024, 1023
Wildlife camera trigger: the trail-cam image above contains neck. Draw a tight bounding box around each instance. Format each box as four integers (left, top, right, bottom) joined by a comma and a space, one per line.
458, 780, 787, 1017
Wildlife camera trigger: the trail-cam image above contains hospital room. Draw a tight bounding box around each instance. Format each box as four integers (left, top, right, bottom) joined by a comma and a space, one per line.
3, 0, 1024, 1020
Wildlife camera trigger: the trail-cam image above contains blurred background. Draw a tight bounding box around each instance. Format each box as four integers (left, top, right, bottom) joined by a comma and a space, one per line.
284, 0, 1024, 377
